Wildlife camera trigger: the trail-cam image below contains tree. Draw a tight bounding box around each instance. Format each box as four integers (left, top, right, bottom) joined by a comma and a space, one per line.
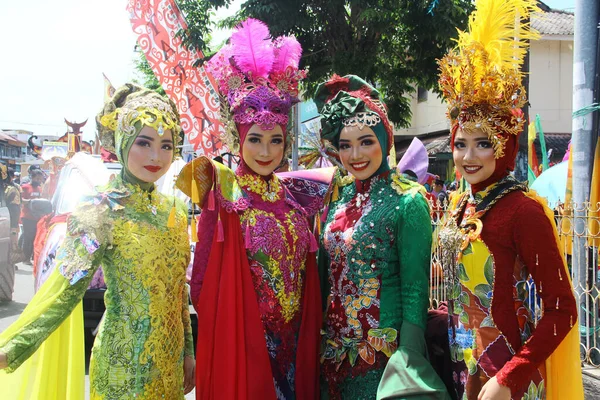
133, 51, 166, 96
143, 0, 473, 127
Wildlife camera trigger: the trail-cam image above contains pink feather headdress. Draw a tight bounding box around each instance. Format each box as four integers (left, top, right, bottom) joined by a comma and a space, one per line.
207, 18, 306, 138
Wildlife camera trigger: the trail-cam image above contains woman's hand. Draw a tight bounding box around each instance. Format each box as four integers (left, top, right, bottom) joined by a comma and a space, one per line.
0, 352, 7, 369
478, 376, 511, 400
183, 355, 195, 394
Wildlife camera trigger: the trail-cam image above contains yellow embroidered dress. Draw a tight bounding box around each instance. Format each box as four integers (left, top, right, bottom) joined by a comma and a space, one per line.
0, 176, 193, 399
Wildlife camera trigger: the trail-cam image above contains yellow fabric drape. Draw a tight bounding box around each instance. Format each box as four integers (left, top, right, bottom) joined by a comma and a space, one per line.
524, 190, 584, 400
0, 299, 85, 400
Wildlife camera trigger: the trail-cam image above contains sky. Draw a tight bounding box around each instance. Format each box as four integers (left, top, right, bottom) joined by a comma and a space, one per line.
0, 0, 574, 142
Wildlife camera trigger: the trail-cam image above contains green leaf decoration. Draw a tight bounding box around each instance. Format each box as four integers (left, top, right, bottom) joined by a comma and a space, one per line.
474, 284, 492, 308
467, 357, 478, 375
459, 311, 469, 326
538, 380, 545, 398
382, 328, 398, 343
480, 315, 495, 328
459, 291, 470, 306
458, 263, 469, 281
463, 242, 473, 256
451, 283, 462, 299
484, 255, 494, 285
453, 302, 464, 315
527, 381, 537, 399
368, 328, 384, 338
348, 347, 359, 367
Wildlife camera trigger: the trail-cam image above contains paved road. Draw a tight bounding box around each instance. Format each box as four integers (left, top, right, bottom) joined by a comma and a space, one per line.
0, 262, 195, 399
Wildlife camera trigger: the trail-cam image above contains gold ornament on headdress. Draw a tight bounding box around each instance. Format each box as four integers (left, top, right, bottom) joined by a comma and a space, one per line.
438, 0, 540, 158
99, 95, 180, 153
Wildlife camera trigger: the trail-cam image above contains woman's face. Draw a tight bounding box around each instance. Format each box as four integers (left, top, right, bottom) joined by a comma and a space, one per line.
453, 127, 496, 186
127, 125, 174, 183
338, 125, 383, 180
241, 124, 285, 176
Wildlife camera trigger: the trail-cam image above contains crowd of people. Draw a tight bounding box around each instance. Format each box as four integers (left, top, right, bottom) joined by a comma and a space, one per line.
0, 0, 586, 399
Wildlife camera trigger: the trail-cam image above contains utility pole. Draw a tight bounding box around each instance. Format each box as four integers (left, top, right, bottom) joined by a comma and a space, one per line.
572, 0, 599, 340
292, 103, 300, 171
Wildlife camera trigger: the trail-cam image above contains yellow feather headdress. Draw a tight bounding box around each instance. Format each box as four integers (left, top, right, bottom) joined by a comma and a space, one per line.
438, 0, 540, 158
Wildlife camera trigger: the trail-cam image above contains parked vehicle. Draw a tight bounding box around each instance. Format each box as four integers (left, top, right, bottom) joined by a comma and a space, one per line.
0, 180, 13, 301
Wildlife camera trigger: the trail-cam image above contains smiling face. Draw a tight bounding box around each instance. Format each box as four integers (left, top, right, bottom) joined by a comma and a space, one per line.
338, 125, 383, 180
452, 127, 496, 186
126, 125, 174, 183
241, 124, 285, 176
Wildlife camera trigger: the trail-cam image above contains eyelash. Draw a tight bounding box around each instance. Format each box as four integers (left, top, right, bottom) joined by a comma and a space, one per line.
248, 138, 283, 145
339, 139, 374, 150
454, 141, 492, 149
135, 140, 173, 151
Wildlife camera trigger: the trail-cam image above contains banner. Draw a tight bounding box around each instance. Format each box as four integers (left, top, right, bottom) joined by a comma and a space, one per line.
127, 0, 224, 157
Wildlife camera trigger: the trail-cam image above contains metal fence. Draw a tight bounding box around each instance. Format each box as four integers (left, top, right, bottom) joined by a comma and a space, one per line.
427, 199, 600, 366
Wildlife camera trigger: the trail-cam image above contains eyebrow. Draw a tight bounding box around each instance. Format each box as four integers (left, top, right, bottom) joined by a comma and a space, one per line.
247, 132, 263, 137
339, 134, 375, 143
136, 134, 173, 144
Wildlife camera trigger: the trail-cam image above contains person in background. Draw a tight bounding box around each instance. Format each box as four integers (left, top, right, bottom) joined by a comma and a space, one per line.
432, 179, 447, 204
5, 168, 22, 267
20, 168, 44, 264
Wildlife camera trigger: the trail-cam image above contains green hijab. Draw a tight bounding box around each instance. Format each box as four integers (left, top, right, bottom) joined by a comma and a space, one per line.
314, 75, 393, 177
97, 84, 181, 191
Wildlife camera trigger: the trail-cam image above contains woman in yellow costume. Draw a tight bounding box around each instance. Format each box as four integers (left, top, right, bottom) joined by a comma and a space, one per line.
0, 84, 195, 399
437, 1, 583, 399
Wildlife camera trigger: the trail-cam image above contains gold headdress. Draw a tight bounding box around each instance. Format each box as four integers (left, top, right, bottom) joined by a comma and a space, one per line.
438, 0, 540, 158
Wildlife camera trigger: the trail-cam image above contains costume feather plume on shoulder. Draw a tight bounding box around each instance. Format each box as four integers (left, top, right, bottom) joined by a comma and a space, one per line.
230, 18, 275, 78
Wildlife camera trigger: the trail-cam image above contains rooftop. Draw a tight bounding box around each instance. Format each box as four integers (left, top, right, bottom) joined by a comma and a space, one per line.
532, 9, 574, 36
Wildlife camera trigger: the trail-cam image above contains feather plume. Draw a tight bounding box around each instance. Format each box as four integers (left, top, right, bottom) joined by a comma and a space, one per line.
456, 0, 539, 81
273, 36, 302, 73
230, 18, 274, 78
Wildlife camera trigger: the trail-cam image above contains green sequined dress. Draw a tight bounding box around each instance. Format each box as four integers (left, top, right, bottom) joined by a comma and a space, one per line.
0, 176, 194, 399
319, 169, 449, 400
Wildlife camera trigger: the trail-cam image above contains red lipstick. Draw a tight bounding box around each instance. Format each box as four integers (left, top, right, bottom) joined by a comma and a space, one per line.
350, 161, 369, 171
144, 165, 161, 173
256, 160, 273, 166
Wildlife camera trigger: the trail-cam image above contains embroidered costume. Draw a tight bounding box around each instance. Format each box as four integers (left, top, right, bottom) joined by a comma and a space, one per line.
0, 85, 194, 399
314, 75, 449, 399
437, 1, 583, 399
176, 19, 323, 400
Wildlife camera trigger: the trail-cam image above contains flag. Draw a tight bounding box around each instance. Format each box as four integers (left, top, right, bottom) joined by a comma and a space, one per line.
589, 136, 600, 246
103, 73, 116, 102
534, 114, 550, 172
127, 0, 224, 157
527, 120, 539, 184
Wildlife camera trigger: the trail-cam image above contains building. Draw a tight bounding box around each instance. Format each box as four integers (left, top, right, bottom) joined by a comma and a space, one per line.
394, 2, 574, 180
0, 130, 28, 168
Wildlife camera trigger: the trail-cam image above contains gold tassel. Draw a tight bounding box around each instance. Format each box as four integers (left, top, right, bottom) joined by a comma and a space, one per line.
556, 298, 560, 310
191, 215, 199, 242
558, 267, 563, 281
536, 254, 539, 265
554, 324, 557, 336
167, 199, 176, 228
570, 315, 573, 328
316, 213, 322, 236
332, 183, 339, 202
539, 281, 542, 293
191, 158, 200, 204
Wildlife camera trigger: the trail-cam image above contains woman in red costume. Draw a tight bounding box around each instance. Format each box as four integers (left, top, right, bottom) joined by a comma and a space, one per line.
176, 19, 323, 400
437, 1, 583, 399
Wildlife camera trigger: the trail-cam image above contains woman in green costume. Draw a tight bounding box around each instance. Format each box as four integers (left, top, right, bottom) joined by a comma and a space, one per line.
315, 75, 449, 399
0, 84, 195, 399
